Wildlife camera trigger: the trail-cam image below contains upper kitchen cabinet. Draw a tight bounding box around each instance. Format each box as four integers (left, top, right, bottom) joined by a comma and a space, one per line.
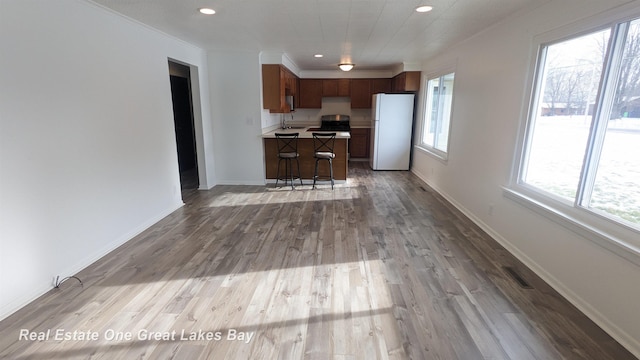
392, 71, 421, 92
262, 64, 298, 113
322, 79, 351, 97
371, 78, 392, 95
289, 74, 418, 110
285, 71, 297, 97
350, 79, 371, 108
298, 79, 323, 108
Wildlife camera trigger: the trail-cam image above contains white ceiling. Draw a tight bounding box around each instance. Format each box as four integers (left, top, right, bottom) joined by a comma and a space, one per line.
90, 0, 549, 71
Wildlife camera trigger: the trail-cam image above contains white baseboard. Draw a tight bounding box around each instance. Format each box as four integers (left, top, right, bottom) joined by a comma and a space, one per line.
215, 180, 267, 186
410, 169, 640, 359
0, 201, 184, 321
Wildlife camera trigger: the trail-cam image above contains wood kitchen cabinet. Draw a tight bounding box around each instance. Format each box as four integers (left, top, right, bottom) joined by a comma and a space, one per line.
322, 79, 351, 97
291, 73, 419, 110
262, 64, 297, 113
349, 128, 370, 158
285, 71, 297, 98
350, 79, 371, 108
392, 71, 421, 92
351, 78, 391, 108
371, 78, 392, 95
298, 79, 323, 108
337, 79, 351, 96
264, 137, 348, 180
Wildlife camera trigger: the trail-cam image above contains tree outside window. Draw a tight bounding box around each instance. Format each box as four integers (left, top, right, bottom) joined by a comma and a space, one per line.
521, 19, 640, 227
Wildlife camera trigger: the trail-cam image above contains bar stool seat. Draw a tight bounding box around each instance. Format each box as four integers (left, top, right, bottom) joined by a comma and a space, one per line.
315, 152, 335, 159
312, 132, 336, 190
275, 133, 303, 189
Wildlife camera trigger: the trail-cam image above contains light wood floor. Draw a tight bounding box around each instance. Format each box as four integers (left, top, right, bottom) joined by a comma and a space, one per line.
0, 163, 635, 359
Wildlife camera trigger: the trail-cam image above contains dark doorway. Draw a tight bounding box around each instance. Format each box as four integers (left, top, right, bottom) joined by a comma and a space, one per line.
168, 61, 199, 190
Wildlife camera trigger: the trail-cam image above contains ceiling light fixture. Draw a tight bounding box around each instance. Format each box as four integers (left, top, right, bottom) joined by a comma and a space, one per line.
415, 5, 433, 13
338, 63, 354, 71
199, 8, 216, 15
314, 54, 324, 58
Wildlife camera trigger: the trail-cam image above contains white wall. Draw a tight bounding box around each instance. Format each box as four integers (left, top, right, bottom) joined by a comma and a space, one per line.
208, 51, 266, 185
184, 62, 217, 190
0, 0, 212, 319
411, 0, 640, 356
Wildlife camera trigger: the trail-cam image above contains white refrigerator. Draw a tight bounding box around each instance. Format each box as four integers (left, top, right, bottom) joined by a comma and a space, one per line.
370, 93, 415, 170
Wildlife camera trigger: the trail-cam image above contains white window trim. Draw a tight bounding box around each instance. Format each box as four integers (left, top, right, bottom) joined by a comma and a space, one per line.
506, 2, 640, 265
503, 187, 640, 267
414, 144, 449, 163
416, 67, 456, 161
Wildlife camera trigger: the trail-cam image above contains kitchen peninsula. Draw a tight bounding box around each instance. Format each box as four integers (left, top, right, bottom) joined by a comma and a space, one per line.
262, 127, 350, 182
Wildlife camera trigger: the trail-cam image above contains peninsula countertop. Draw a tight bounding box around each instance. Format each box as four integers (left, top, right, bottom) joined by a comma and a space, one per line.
262, 126, 350, 180
262, 126, 351, 139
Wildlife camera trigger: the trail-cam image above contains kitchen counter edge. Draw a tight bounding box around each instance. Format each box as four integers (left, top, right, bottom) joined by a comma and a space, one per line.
262, 127, 351, 139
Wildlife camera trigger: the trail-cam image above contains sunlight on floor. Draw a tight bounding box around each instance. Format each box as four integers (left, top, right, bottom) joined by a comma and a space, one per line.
207, 185, 360, 207
27, 259, 395, 359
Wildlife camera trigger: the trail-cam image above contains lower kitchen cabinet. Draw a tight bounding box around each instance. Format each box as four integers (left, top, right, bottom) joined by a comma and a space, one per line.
264, 137, 348, 180
349, 128, 370, 159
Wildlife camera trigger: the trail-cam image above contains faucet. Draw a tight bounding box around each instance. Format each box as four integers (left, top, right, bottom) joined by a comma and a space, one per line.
281, 113, 294, 129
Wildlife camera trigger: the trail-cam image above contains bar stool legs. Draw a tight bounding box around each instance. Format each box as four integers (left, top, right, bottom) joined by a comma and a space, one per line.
275, 133, 303, 189
275, 156, 303, 189
312, 132, 336, 190
313, 157, 334, 189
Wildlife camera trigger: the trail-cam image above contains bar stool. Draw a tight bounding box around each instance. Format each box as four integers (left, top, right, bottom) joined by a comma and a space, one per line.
312, 132, 336, 190
275, 133, 303, 189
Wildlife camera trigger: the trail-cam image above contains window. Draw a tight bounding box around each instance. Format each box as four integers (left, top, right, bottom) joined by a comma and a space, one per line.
420, 72, 455, 158
519, 17, 640, 230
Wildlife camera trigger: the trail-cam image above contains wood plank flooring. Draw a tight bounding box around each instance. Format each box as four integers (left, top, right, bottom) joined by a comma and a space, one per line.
0, 162, 636, 359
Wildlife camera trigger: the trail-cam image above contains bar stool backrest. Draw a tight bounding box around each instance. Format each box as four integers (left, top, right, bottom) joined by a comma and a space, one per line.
275, 133, 299, 156
312, 132, 336, 154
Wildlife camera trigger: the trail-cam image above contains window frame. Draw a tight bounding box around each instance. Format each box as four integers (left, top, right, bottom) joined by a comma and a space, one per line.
507, 6, 640, 266
416, 68, 456, 161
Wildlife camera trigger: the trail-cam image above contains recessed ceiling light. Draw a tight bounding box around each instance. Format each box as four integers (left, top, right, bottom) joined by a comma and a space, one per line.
415, 5, 433, 13
314, 54, 324, 58
199, 8, 216, 15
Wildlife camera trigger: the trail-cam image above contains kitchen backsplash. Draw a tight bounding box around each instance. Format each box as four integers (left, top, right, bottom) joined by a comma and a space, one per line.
289, 98, 371, 127
261, 97, 372, 131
